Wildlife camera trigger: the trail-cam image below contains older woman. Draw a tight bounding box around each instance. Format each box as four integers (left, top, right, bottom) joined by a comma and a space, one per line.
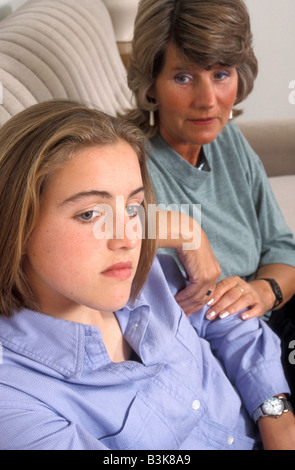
124, 0, 295, 322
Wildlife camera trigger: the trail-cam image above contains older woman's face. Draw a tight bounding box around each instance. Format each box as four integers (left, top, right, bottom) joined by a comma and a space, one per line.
150, 43, 238, 162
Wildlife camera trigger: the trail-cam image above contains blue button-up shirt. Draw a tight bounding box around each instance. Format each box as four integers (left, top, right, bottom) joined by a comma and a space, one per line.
0, 255, 289, 450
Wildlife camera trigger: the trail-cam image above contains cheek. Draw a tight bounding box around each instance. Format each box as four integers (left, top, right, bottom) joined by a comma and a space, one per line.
28, 222, 97, 276
156, 84, 184, 112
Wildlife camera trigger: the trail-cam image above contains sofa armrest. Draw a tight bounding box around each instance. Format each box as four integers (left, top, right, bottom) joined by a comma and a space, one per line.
237, 119, 295, 177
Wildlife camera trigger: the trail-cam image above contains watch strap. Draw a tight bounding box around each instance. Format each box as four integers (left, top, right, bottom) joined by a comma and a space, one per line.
257, 278, 283, 308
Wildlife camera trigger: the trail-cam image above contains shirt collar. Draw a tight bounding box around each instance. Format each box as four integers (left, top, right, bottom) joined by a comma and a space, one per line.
0, 309, 89, 378
0, 298, 150, 378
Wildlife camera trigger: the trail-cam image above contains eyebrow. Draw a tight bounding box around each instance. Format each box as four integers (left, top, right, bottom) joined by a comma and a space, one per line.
59, 187, 145, 206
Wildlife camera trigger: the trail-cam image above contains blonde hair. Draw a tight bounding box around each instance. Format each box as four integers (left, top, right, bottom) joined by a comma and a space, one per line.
123, 0, 258, 136
0, 99, 157, 317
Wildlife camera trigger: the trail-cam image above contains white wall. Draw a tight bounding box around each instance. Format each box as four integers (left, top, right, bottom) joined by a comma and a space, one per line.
240, 0, 295, 121
0, 0, 27, 20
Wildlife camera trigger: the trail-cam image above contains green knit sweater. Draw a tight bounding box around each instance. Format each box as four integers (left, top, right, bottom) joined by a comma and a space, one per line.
147, 123, 295, 280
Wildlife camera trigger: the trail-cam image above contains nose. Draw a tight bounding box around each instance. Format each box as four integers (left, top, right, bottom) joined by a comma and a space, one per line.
193, 75, 216, 110
107, 211, 142, 252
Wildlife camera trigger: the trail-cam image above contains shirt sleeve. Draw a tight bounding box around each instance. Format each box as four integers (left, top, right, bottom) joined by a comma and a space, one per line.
0, 403, 109, 450
189, 308, 290, 417
150, 255, 290, 418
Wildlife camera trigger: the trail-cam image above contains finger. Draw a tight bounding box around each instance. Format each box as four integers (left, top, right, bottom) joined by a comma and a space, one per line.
216, 295, 252, 320
176, 288, 211, 315
215, 293, 265, 320
176, 294, 206, 315
240, 305, 265, 320
210, 277, 247, 302
176, 283, 215, 306
181, 303, 207, 316
206, 288, 250, 320
175, 283, 205, 302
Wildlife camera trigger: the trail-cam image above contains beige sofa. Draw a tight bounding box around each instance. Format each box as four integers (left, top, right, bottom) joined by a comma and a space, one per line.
0, 0, 294, 234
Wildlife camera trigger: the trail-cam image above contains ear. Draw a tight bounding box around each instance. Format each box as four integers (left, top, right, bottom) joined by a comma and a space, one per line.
147, 84, 156, 102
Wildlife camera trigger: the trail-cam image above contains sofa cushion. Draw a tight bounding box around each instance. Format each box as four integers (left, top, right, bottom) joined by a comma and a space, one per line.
0, 0, 132, 125
237, 119, 295, 178
269, 175, 295, 235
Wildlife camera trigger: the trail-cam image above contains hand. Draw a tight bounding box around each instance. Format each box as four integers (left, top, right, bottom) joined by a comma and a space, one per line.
174, 231, 221, 315
156, 210, 221, 314
205, 276, 276, 321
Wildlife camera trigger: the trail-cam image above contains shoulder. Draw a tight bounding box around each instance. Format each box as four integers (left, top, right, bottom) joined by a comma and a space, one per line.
207, 123, 266, 176
139, 254, 186, 301
211, 123, 256, 160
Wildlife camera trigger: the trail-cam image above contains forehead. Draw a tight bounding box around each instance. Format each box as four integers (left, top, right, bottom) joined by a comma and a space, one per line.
43, 141, 143, 199
162, 42, 209, 71
162, 41, 235, 73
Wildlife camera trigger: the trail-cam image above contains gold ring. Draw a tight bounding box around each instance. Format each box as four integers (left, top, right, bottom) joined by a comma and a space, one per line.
238, 286, 246, 295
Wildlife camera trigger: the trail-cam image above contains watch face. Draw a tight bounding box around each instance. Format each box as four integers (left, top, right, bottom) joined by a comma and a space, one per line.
262, 397, 284, 416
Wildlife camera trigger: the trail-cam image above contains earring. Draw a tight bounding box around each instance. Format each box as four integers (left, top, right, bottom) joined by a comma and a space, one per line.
229, 109, 233, 120
149, 110, 155, 127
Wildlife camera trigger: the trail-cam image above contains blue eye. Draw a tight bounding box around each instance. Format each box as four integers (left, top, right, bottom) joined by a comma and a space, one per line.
174, 74, 192, 85
126, 205, 139, 218
78, 210, 102, 222
214, 70, 230, 81
80, 211, 95, 221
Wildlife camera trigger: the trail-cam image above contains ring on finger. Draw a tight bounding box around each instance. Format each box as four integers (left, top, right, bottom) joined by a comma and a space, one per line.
237, 285, 246, 295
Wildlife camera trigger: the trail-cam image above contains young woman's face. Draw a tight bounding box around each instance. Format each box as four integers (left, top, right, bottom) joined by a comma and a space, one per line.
23, 140, 144, 318
151, 42, 238, 160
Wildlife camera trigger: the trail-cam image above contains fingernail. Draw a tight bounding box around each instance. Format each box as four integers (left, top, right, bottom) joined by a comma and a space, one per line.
219, 311, 230, 319
241, 312, 249, 320
207, 298, 214, 306
206, 311, 216, 320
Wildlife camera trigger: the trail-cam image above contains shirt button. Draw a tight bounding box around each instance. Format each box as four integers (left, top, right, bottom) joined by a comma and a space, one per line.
227, 436, 235, 446
192, 400, 201, 411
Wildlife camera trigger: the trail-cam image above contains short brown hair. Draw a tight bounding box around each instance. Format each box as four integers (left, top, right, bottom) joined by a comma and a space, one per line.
123, 0, 258, 136
0, 99, 157, 317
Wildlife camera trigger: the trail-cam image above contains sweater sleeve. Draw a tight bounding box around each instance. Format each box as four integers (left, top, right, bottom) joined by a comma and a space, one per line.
231, 125, 295, 269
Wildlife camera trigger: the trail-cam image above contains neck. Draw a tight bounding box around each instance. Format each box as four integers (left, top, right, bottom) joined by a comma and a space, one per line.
158, 131, 202, 166
41, 305, 131, 363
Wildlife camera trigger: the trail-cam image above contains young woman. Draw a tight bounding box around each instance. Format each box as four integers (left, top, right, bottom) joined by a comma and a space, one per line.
0, 100, 294, 450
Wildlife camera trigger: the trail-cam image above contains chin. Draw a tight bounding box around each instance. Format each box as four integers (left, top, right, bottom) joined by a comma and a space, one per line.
95, 291, 131, 313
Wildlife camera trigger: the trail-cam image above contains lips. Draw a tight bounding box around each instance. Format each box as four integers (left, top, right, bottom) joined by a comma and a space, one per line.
101, 261, 133, 280
189, 117, 217, 126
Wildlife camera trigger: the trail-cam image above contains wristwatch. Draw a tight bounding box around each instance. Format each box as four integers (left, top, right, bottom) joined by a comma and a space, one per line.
257, 278, 283, 308
253, 396, 294, 423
